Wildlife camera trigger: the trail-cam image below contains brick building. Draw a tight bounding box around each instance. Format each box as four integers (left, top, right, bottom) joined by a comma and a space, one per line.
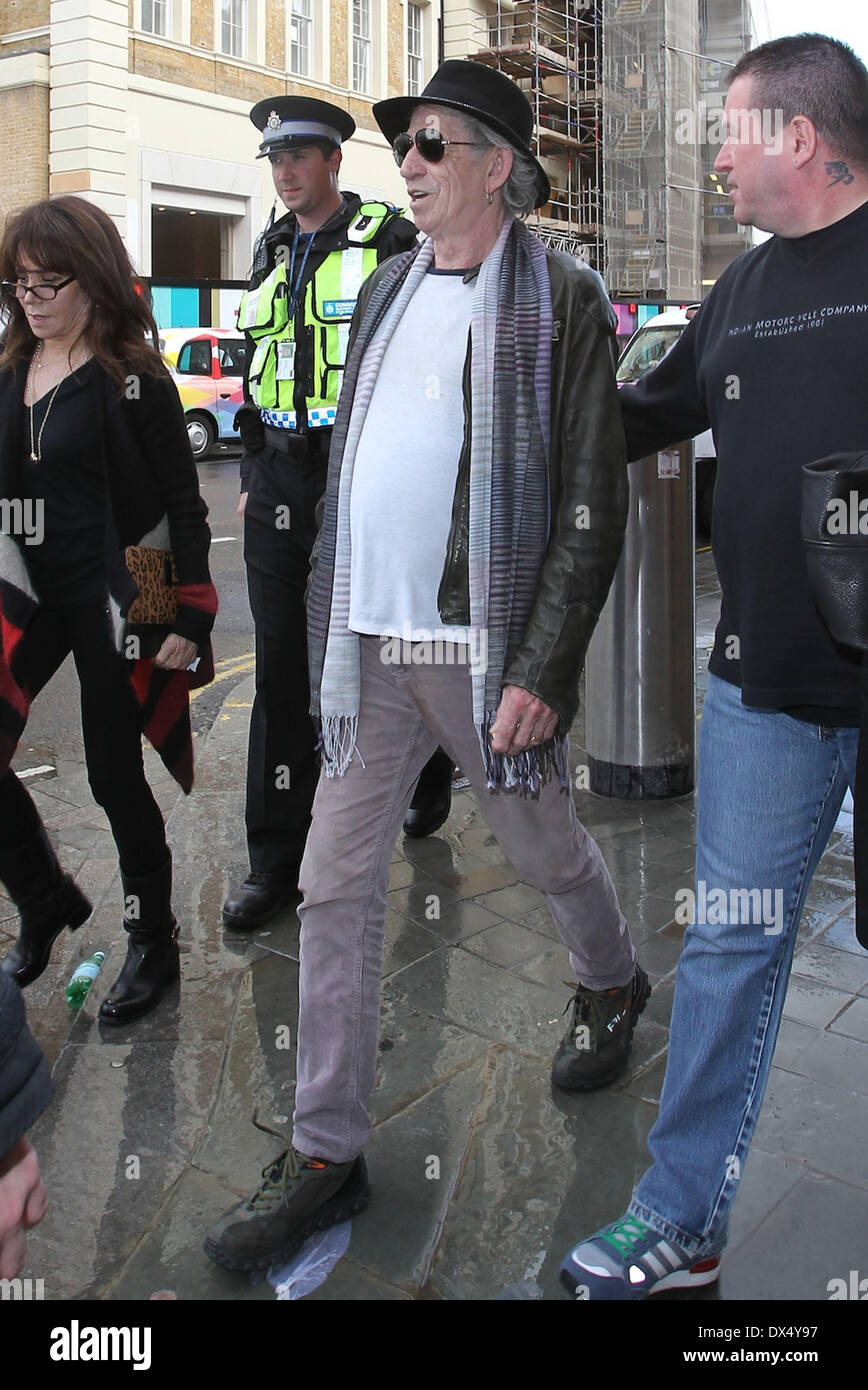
0, 0, 439, 291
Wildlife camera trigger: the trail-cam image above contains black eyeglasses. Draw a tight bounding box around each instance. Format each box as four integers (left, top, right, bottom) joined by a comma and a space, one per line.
1, 274, 76, 302
392, 129, 484, 168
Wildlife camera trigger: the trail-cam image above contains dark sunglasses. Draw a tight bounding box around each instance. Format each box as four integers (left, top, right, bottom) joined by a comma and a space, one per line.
392, 128, 484, 168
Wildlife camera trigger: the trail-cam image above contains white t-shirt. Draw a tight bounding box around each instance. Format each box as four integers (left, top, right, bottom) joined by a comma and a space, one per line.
348, 268, 474, 642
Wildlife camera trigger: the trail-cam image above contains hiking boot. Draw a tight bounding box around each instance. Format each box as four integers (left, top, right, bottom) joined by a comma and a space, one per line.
551, 963, 650, 1091
560, 1212, 721, 1300
203, 1146, 370, 1272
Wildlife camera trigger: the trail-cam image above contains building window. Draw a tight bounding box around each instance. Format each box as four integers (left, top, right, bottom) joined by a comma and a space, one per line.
487, 6, 510, 47
352, 0, 371, 93
221, 0, 246, 58
407, 2, 423, 97
290, 0, 312, 76
142, 0, 169, 36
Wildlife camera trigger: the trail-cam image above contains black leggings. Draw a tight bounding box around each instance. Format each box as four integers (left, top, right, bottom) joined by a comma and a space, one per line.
0, 599, 168, 877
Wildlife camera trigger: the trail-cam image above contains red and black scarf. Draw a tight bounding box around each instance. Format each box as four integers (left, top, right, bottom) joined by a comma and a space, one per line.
0, 538, 38, 775
0, 541, 217, 795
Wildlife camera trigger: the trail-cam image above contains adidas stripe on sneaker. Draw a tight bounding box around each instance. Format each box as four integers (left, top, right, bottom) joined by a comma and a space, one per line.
560, 1213, 721, 1300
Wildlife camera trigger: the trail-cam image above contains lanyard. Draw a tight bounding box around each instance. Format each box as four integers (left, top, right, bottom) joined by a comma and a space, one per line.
285, 223, 316, 322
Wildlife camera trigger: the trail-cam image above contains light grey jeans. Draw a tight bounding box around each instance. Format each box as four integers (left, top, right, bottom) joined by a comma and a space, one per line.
293, 636, 636, 1162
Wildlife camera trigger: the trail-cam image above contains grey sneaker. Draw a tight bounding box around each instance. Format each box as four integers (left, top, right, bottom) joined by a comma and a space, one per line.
551, 964, 650, 1091
561, 1213, 721, 1299
203, 1146, 369, 1272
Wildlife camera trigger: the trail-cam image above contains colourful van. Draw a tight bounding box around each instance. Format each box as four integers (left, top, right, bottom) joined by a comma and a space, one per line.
159, 327, 249, 460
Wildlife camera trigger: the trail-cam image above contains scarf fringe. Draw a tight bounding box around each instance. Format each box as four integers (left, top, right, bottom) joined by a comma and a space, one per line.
320, 713, 360, 779
480, 714, 570, 794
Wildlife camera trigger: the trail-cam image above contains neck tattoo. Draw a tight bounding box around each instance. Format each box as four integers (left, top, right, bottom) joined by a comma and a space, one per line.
826, 160, 854, 187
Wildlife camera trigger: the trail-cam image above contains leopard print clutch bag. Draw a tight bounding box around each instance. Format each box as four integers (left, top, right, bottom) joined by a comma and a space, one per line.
124, 545, 179, 626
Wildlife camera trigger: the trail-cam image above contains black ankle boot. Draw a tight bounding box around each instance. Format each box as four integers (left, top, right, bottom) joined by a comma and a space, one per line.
403, 747, 454, 838
0, 826, 92, 988
98, 856, 180, 1025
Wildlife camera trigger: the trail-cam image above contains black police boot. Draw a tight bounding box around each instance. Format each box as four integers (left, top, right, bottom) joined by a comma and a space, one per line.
222, 872, 300, 930
98, 855, 180, 1025
0, 825, 92, 988
403, 747, 454, 839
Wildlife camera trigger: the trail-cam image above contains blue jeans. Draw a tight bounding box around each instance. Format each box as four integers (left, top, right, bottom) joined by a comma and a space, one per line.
629, 672, 858, 1256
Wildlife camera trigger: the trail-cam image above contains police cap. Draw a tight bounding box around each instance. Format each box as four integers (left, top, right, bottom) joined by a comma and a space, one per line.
250, 96, 356, 158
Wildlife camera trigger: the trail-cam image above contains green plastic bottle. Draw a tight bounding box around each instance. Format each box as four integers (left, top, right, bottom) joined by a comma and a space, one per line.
66, 951, 106, 1008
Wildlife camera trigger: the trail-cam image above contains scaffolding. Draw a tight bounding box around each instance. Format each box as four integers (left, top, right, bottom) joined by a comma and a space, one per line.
443, 0, 747, 297
602, 0, 702, 300
443, 1, 605, 269
699, 0, 755, 283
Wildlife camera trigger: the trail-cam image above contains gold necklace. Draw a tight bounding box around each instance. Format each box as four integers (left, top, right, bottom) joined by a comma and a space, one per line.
27, 346, 72, 464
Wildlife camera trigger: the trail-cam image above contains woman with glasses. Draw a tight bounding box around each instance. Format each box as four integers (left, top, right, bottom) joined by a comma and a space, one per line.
0, 196, 217, 1023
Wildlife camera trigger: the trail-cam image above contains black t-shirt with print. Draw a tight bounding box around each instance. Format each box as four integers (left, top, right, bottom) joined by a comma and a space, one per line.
620, 198, 868, 714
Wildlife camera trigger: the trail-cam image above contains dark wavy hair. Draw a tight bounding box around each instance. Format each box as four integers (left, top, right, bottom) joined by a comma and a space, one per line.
0, 195, 165, 386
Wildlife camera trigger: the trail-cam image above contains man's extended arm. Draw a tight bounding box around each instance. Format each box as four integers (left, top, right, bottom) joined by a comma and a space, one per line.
619, 313, 711, 462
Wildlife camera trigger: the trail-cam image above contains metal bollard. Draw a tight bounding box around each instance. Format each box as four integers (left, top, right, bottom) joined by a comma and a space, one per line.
585, 440, 696, 797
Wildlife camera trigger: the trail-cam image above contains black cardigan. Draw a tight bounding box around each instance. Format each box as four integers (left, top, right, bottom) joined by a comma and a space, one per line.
0, 358, 215, 648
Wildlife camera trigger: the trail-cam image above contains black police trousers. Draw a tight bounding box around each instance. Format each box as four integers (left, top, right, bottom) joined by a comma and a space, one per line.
243, 436, 327, 878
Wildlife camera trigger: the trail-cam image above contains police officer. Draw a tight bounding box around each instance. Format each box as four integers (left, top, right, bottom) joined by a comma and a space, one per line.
223, 96, 454, 930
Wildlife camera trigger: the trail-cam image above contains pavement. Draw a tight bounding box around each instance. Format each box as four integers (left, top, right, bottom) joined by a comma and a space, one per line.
4, 550, 868, 1303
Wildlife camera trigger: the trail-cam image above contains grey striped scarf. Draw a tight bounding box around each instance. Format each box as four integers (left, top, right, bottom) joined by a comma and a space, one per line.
308, 216, 569, 792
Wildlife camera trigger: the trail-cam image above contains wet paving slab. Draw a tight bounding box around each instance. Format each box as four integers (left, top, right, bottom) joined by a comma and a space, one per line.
26, 1033, 225, 1300
384, 947, 571, 1059
14, 556, 868, 1302
99, 1168, 278, 1302
719, 1170, 868, 1301
427, 1053, 659, 1300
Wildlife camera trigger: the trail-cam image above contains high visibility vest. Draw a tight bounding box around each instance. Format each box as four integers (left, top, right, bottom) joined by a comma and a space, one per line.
238, 202, 392, 430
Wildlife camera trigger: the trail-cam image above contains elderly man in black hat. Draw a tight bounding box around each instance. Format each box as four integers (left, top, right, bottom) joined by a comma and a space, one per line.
223, 95, 454, 931
206, 61, 645, 1272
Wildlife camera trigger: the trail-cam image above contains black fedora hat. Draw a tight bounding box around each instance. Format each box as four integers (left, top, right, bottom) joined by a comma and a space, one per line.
250, 96, 355, 158
373, 60, 550, 208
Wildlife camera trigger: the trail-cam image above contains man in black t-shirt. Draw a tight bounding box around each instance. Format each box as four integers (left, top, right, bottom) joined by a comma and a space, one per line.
560, 34, 868, 1300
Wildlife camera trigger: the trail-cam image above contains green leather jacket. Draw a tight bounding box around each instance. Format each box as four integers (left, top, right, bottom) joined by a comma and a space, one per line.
320, 244, 628, 734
